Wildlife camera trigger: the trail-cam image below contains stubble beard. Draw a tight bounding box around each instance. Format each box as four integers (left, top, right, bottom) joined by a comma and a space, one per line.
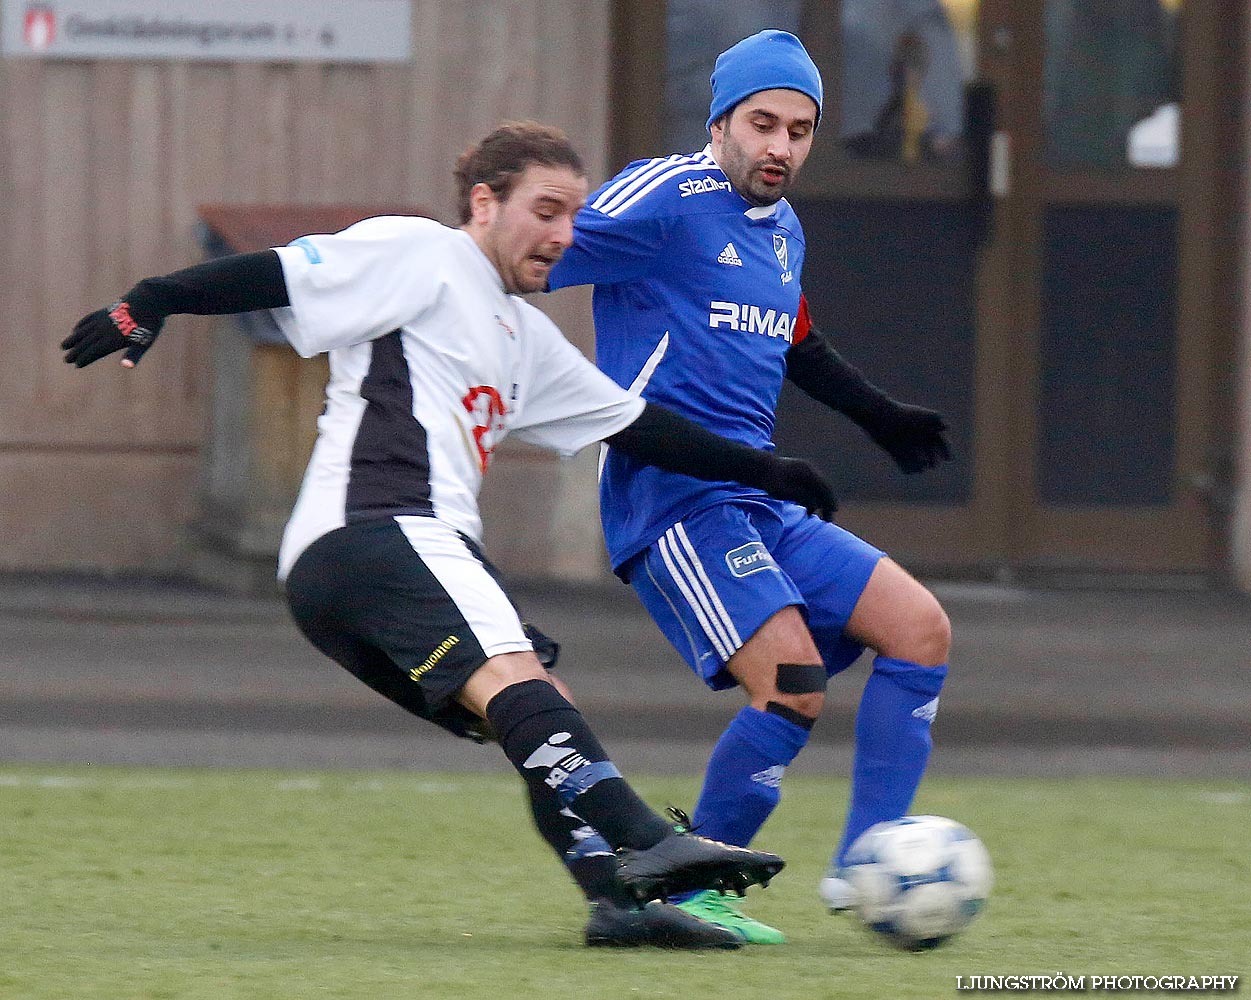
721, 138, 790, 207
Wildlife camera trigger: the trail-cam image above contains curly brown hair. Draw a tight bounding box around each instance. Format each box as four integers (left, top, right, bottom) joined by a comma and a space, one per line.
454, 121, 586, 224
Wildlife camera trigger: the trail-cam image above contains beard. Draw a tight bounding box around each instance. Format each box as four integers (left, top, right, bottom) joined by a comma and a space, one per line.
718, 135, 793, 206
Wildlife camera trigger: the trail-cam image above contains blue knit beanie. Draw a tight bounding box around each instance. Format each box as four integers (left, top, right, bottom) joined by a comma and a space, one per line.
706, 29, 823, 130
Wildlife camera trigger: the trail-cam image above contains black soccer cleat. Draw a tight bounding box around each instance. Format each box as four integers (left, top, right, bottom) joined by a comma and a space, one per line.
615, 832, 785, 906
584, 900, 742, 949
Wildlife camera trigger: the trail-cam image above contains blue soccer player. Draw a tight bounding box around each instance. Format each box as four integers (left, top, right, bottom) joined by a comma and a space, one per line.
548, 30, 953, 943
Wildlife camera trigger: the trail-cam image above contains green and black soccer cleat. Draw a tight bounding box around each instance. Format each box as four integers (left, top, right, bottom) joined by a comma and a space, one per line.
584, 900, 742, 949
615, 832, 785, 906
675, 889, 786, 944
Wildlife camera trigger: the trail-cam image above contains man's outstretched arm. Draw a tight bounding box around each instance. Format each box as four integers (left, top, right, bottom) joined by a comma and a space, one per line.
61, 251, 289, 368
785, 294, 951, 475
605, 403, 837, 521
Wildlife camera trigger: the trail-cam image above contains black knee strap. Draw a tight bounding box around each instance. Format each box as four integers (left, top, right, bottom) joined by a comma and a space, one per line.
766, 700, 817, 730
776, 662, 827, 695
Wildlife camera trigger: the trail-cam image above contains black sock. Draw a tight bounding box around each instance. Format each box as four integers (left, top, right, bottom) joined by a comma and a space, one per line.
486, 679, 671, 851
527, 780, 634, 906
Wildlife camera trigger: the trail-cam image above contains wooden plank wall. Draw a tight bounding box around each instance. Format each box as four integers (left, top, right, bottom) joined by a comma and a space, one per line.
0, 1, 611, 575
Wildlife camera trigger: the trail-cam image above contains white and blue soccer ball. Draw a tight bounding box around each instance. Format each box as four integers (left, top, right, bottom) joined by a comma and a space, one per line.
842, 814, 992, 950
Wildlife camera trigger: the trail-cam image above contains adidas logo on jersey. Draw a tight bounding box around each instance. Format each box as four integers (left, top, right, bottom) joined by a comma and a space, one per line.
717, 242, 743, 266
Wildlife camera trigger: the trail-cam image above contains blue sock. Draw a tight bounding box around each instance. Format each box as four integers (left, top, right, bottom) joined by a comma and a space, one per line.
835, 656, 947, 868
691, 705, 811, 847
669, 706, 810, 905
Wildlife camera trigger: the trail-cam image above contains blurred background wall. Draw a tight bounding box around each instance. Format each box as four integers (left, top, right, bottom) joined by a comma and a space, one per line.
1, 0, 1247, 590
0, 0, 611, 583
1235, 32, 1251, 593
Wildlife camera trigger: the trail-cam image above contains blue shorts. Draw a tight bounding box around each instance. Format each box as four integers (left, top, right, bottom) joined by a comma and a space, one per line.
626, 499, 884, 691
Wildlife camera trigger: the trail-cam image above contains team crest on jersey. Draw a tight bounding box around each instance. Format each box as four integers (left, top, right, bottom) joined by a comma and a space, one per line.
774, 234, 794, 284
773, 234, 789, 271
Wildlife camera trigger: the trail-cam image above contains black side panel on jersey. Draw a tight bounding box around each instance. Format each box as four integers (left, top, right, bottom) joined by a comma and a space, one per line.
345, 330, 434, 521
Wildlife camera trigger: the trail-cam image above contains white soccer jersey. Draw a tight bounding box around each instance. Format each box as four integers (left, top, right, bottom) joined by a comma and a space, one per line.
270, 216, 645, 580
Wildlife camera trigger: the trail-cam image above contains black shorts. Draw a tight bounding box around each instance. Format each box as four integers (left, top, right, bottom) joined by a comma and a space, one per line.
285, 516, 535, 738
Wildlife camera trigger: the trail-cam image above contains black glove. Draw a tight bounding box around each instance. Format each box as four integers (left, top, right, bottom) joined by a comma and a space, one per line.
860, 400, 951, 475
762, 456, 838, 521
785, 321, 953, 476
522, 621, 561, 670
61, 300, 164, 368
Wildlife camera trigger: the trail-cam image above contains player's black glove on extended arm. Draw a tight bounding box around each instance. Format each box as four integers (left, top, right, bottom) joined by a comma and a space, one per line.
786, 321, 952, 475
755, 455, 839, 521
62, 300, 165, 368
61, 250, 290, 368
605, 403, 838, 521
852, 399, 951, 475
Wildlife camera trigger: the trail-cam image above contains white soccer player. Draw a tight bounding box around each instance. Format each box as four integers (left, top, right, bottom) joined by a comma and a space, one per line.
62, 121, 841, 949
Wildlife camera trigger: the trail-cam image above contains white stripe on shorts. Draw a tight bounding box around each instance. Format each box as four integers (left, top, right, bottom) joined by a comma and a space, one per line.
657, 531, 731, 660
658, 523, 743, 660
672, 522, 743, 649
394, 516, 532, 660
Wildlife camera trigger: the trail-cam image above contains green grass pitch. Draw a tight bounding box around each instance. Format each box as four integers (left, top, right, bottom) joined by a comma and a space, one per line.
2, 765, 1246, 1000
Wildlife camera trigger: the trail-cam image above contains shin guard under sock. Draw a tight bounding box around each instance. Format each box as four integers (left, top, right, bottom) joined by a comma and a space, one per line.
487, 679, 671, 851
836, 656, 947, 866
691, 705, 812, 847
526, 779, 631, 905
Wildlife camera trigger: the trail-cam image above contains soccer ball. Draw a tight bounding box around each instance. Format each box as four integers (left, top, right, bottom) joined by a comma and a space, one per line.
842, 815, 992, 950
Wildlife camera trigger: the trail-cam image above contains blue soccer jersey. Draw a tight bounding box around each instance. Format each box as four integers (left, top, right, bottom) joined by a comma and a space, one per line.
549, 146, 811, 571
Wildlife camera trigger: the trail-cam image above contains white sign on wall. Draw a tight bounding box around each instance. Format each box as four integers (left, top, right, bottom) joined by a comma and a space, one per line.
2, 0, 411, 62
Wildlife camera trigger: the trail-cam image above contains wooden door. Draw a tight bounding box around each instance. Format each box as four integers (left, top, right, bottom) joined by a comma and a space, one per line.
611, 0, 1232, 578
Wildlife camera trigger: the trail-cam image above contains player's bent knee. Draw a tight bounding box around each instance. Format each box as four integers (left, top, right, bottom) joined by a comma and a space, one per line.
458, 651, 551, 716
548, 672, 576, 705
886, 591, 951, 666
917, 598, 952, 665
